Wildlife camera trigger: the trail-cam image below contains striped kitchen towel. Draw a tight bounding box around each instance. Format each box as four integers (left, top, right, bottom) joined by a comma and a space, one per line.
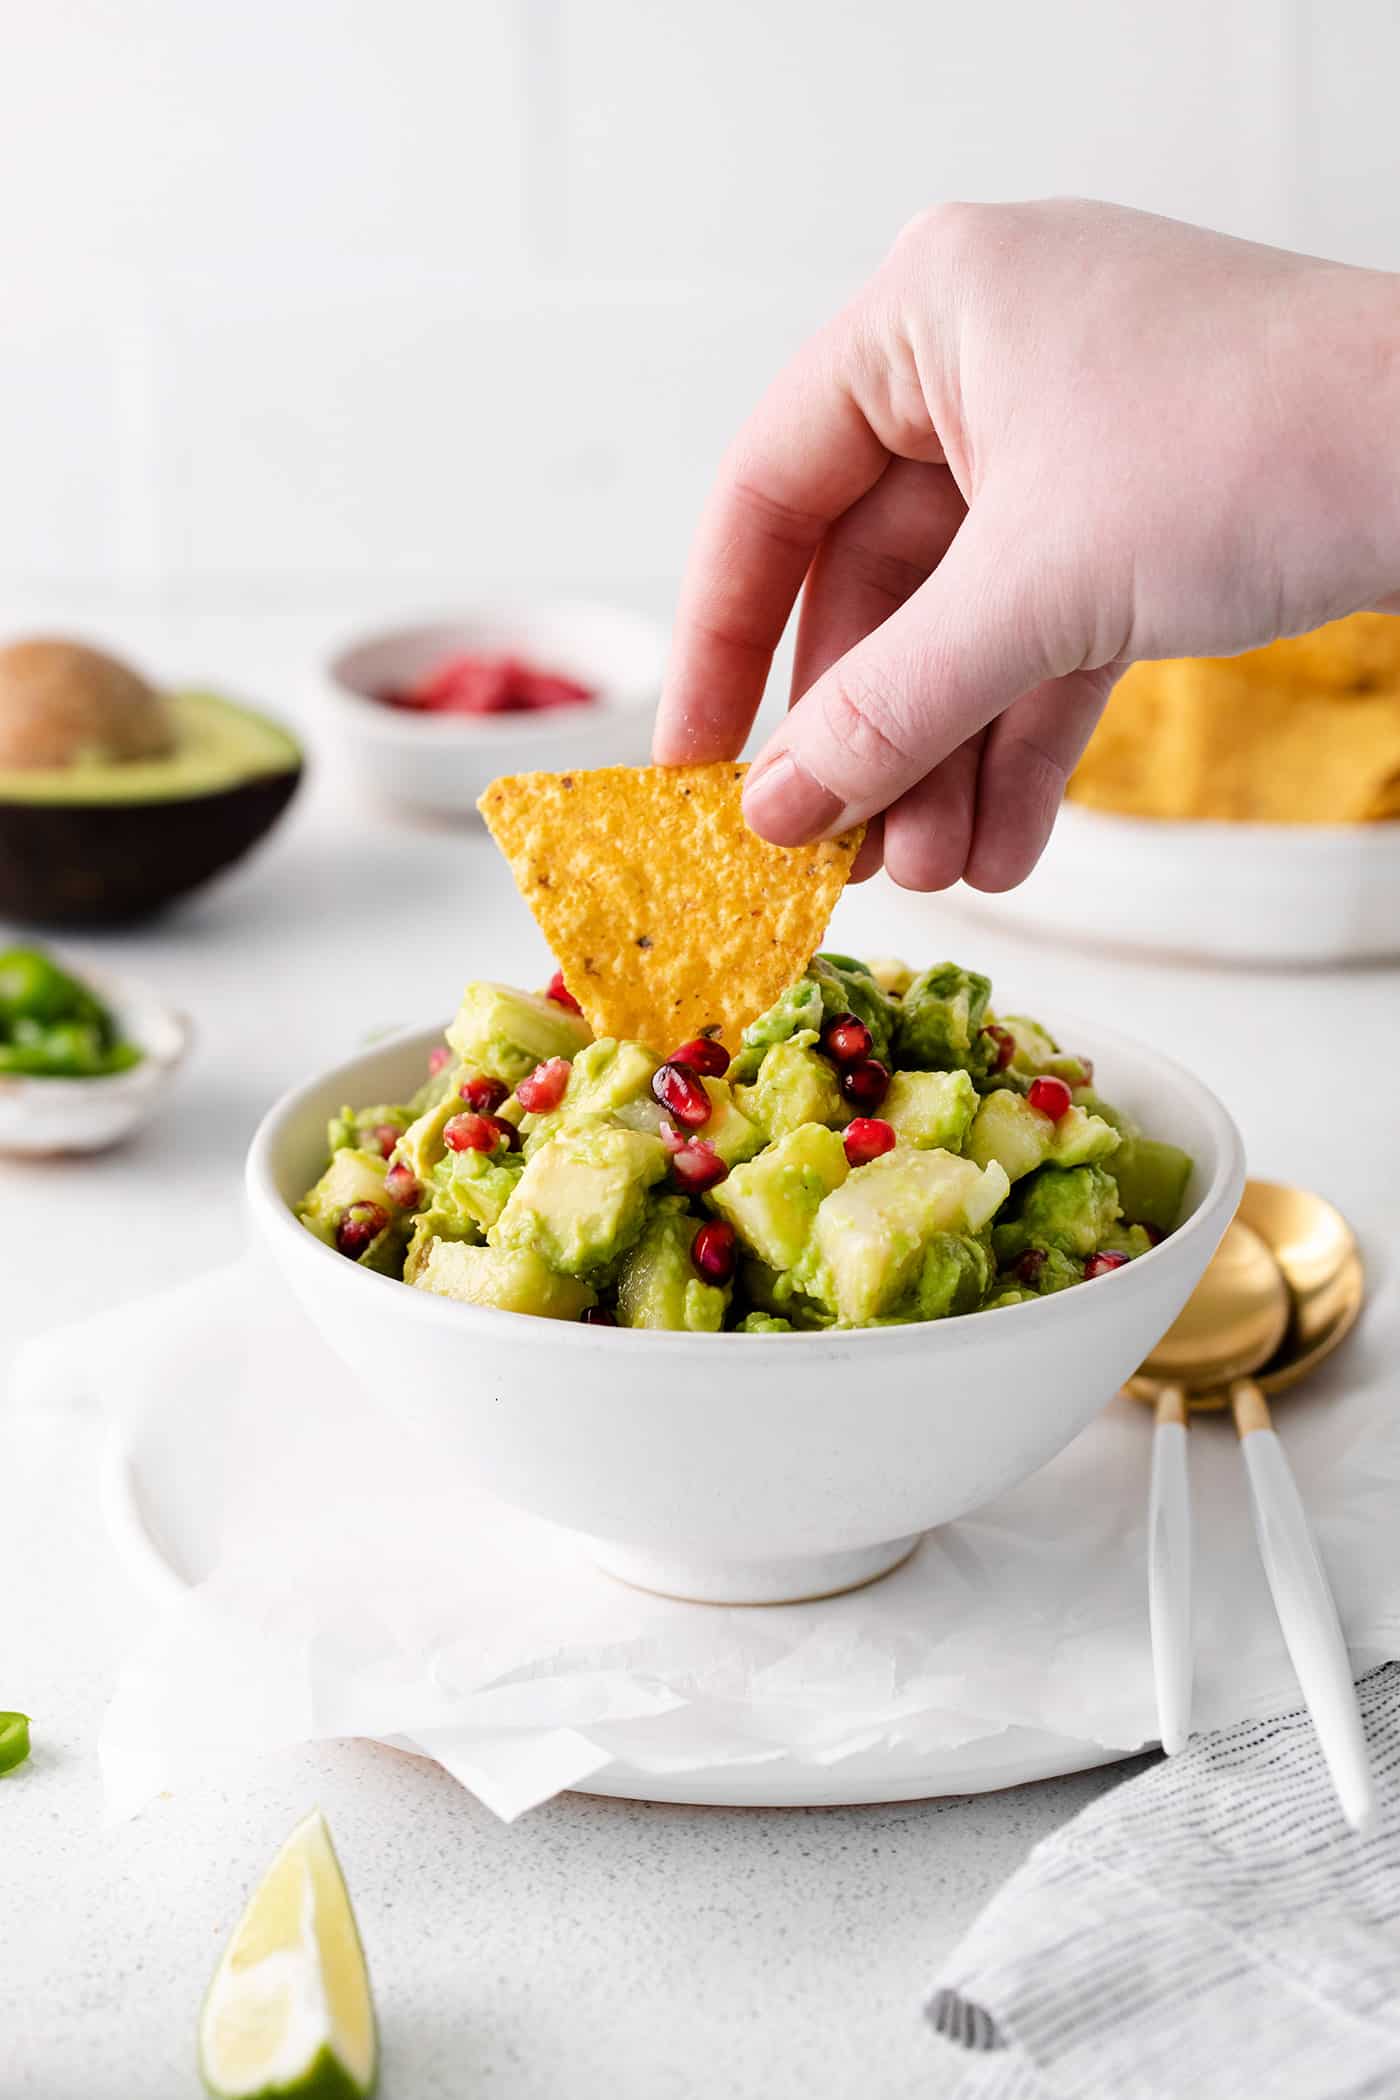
926, 1666, 1400, 2100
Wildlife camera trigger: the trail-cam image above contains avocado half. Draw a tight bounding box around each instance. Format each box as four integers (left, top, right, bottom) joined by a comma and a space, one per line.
0, 687, 303, 925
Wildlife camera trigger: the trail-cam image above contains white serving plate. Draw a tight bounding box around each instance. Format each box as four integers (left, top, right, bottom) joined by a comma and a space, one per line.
955, 802, 1400, 966
0, 971, 191, 1155
315, 602, 667, 818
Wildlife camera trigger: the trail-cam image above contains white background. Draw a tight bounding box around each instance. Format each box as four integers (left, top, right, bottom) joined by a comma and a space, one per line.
2, 0, 1398, 616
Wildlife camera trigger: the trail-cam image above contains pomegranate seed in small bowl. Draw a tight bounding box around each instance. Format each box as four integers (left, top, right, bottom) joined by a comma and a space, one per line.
839, 1057, 890, 1111
843, 1117, 896, 1167
546, 969, 582, 1015
691, 1218, 737, 1286
669, 1035, 730, 1078
981, 1023, 1015, 1072
515, 1057, 571, 1114
1027, 1074, 1073, 1122
427, 1045, 453, 1077
670, 1138, 729, 1195
652, 1061, 712, 1128
821, 1012, 872, 1067
460, 1073, 508, 1113
335, 1200, 389, 1258
1084, 1249, 1131, 1280
443, 1111, 505, 1154
383, 1161, 421, 1209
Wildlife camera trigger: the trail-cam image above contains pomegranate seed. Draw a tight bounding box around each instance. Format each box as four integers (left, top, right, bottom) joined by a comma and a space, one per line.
1014, 1248, 1047, 1286
843, 1117, 896, 1167
1136, 1222, 1164, 1246
981, 1023, 1015, 1072
659, 1118, 685, 1155
428, 1046, 452, 1076
335, 1200, 389, 1258
1075, 1055, 1095, 1086
580, 1306, 617, 1325
652, 1061, 712, 1128
1084, 1249, 1131, 1280
546, 969, 582, 1015
444, 1112, 503, 1153
670, 1138, 729, 1195
691, 1218, 737, 1286
670, 1035, 730, 1078
460, 1073, 508, 1113
486, 1114, 522, 1153
839, 1057, 890, 1110
384, 1161, 421, 1209
515, 1057, 571, 1113
368, 1122, 401, 1160
1028, 1075, 1073, 1122
821, 1012, 873, 1066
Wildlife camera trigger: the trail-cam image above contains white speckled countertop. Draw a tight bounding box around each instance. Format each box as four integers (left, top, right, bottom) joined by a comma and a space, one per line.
2, 606, 1394, 2097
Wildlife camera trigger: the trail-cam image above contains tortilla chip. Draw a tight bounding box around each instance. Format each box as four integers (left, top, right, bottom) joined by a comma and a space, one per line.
1069, 614, 1400, 823
478, 763, 864, 1049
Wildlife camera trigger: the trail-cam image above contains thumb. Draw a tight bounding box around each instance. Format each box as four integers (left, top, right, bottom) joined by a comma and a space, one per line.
741, 508, 1067, 843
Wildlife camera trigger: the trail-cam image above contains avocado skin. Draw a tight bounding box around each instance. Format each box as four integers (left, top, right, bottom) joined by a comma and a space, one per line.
0, 766, 301, 924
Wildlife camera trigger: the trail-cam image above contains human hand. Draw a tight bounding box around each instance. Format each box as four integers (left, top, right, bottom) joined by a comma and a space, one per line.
653, 200, 1400, 888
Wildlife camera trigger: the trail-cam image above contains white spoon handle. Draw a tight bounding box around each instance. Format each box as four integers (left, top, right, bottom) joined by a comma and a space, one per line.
1234, 1383, 1376, 1834
1148, 1389, 1193, 1755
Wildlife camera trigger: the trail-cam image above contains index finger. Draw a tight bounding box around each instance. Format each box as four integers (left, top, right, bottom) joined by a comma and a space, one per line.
652, 321, 890, 763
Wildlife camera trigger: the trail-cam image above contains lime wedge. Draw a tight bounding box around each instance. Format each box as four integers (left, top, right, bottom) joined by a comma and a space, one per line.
199, 1810, 377, 2099
0, 1712, 29, 1773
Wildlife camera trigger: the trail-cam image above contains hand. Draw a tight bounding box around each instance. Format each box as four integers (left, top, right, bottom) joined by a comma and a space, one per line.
653, 200, 1400, 888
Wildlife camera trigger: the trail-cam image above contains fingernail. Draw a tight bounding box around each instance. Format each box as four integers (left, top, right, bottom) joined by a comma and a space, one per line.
743, 752, 844, 844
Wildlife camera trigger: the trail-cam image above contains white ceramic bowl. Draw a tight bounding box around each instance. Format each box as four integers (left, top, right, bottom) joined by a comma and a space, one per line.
316, 603, 667, 818
248, 1017, 1245, 1605
0, 973, 191, 1156
956, 801, 1400, 966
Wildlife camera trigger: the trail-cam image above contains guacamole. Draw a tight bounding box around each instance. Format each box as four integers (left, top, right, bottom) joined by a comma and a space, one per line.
296, 958, 1194, 1331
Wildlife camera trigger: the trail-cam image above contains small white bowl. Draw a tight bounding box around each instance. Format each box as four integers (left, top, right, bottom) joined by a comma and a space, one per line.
956, 802, 1400, 966
247, 1015, 1244, 1606
316, 603, 667, 818
0, 974, 191, 1156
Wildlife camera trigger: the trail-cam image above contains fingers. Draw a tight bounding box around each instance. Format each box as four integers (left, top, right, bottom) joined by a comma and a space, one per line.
790, 459, 968, 705
742, 504, 1059, 843
849, 815, 885, 883
882, 733, 986, 891
653, 321, 891, 765
962, 668, 1118, 891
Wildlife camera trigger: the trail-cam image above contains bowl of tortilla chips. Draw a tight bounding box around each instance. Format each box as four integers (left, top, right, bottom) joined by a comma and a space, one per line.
959, 613, 1400, 964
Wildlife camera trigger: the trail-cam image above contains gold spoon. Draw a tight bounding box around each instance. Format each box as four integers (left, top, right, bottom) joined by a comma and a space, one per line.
1128, 1181, 1372, 1832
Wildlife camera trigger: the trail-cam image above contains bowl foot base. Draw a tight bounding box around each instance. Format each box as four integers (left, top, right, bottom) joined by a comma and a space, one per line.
586, 1533, 922, 1606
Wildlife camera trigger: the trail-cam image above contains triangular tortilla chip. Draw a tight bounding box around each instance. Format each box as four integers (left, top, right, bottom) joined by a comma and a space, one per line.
478, 763, 863, 1050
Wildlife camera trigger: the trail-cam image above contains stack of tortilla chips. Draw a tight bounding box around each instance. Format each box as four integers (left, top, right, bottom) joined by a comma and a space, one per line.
1070, 612, 1400, 823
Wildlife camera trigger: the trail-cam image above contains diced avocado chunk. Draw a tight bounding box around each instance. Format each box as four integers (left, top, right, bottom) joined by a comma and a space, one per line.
1109, 1135, 1193, 1234
446, 980, 591, 1087
894, 962, 994, 1076
1072, 1086, 1140, 1139
966, 1090, 1054, 1182
734, 1310, 795, 1334
490, 1120, 666, 1280
297, 1147, 394, 1244
996, 1014, 1060, 1074
1006, 1244, 1083, 1297
698, 1077, 766, 1166
799, 1150, 1010, 1323
811, 955, 898, 1063
1050, 1104, 1121, 1169
404, 1208, 479, 1285
708, 1122, 850, 1271
413, 1240, 595, 1319
741, 1258, 835, 1329
983, 1285, 1038, 1310
730, 975, 826, 1083
897, 1231, 993, 1321
1098, 1221, 1157, 1261
734, 1035, 846, 1139
866, 956, 914, 997
993, 1163, 1122, 1263
521, 1037, 662, 1153
616, 1199, 730, 1332
428, 1145, 523, 1233
395, 1077, 470, 1181
883, 1068, 977, 1152
326, 1102, 412, 1156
